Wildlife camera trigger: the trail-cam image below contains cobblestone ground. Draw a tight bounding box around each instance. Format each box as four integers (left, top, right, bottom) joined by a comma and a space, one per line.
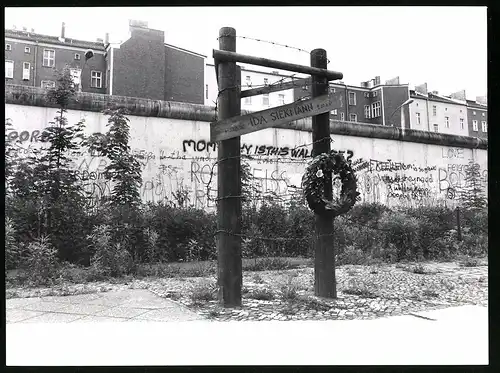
146, 261, 488, 321
6, 261, 487, 322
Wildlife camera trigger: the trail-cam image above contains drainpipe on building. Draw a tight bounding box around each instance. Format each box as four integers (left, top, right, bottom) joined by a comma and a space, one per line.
343, 83, 348, 120
33, 42, 38, 87
425, 97, 431, 132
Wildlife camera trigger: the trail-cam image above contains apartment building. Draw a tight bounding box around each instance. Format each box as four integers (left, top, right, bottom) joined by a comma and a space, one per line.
5, 24, 107, 93
467, 99, 488, 139
107, 20, 205, 103
5, 20, 206, 104
408, 83, 487, 138
409, 86, 468, 137
205, 63, 303, 110
293, 75, 411, 128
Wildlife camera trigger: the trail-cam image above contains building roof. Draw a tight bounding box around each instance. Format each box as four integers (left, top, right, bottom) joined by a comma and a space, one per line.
5, 28, 106, 50
466, 100, 488, 109
410, 90, 467, 106
164, 43, 206, 58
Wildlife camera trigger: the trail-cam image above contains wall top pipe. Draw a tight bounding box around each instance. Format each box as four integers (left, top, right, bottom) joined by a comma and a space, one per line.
5, 84, 487, 150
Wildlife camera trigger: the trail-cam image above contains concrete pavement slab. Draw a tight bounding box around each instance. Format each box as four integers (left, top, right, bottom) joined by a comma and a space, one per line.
20, 312, 85, 323
71, 316, 130, 322
132, 308, 203, 322
20, 301, 73, 313
93, 306, 151, 319
50, 303, 109, 316
6, 297, 43, 309
6, 310, 44, 323
40, 293, 103, 304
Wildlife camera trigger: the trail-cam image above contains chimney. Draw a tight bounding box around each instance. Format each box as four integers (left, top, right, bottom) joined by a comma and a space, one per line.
476, 95, 487, 105
432, 90, 439, 95
415, 83, 428, 95
59, 22, 66, 42
450, 89, 466, 101
104, 33, 109, 45
374, 76, 381, 86
129, 19, 148, 32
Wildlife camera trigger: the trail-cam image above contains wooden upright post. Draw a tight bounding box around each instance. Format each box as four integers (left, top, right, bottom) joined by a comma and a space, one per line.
311, 48, 336, 298
216, 27, 242, 307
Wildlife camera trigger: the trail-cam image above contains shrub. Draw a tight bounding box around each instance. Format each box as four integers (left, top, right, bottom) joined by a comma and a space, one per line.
279, 276, 301, 301
88, 225, 135, 277
243, 257, 296, 272
5, 217, 20, 271
378, 210, 421, 261
337, 245, 366, 265
342, 279, 377, 298
190, 280, 217, 302
24, 236, 59, 286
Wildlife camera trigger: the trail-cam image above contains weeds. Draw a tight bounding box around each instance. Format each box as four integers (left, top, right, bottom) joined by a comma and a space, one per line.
342, 279, 377, 298
250, 288, 275, 301
190, 280, 217, 302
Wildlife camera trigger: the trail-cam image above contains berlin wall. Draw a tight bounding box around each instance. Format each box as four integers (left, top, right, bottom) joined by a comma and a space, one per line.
5, 85, 488, 211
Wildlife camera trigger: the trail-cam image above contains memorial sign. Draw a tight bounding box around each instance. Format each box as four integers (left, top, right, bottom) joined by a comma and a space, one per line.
211, 93, 335, 142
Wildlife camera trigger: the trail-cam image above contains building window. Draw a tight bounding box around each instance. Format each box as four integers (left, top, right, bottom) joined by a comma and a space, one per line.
278, 94, 285, 105
43, 49, 55, 67
482, 112, 485, 117
24, 46, 30, 53
329, 86, 336, 94
5, 60, 14, 78
460, 118, 464, 129
433, 124, 439, 132
91, 71, 102, 88
371, 101, 382, 118
432, 105, 437, 116
472, 120, 478, 131
245, 76, 251, 87
262, 93, 269, 106
416, 112, 421, 125
349, 113, 357, 122
472, 111, 476, 115
331, 109, 338, 115
22, 62, 30, 80
364, 105, 371, 119
340, 112, 345, 121
41, 80, 55, 90
205, 84, 208, 99
302, 84, 308, 91
74, 53, 81, 60
348, 91, 356, 105
373, 91, 378, 97
482, 121, 487, 132
263, 78, 268, 86
6, 44, 12, 51
244, 96, 251, 105
445, 108, 447, 111
445, 116, 450, 128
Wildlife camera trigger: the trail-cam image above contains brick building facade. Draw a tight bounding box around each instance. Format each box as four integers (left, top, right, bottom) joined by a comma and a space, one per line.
5, 20, 206, 104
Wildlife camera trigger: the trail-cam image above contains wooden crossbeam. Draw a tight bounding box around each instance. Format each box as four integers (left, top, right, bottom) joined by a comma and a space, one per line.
213, 49, 343, 80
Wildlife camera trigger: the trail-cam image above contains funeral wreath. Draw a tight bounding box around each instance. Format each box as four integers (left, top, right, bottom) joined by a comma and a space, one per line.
302, 151, 360, 217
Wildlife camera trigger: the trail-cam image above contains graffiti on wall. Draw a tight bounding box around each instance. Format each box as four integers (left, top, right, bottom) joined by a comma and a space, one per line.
6, 122, 487, 209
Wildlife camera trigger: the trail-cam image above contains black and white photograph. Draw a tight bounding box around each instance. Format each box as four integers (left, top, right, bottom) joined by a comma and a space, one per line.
5, 6, 488, 366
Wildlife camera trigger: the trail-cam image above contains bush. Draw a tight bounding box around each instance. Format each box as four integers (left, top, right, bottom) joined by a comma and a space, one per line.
24, 236, 59, 286
190, 280, 217, 302
379, 210, 421, 261
88, 224, 135, 278
5, 217, 20, 271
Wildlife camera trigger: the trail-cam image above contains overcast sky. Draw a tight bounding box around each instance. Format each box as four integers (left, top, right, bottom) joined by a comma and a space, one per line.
5, 6, 487, 99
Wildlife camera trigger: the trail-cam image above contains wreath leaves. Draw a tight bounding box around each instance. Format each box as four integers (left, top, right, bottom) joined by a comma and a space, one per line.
302, 151, 360, 217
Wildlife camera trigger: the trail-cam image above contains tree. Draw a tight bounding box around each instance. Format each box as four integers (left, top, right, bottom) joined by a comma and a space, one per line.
460, 160, 487, 210
85, 108, 142, 207
8, 65, 89, 261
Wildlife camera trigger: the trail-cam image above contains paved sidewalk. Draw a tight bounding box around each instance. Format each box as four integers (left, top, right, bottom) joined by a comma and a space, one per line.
6, 289, 203, 323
